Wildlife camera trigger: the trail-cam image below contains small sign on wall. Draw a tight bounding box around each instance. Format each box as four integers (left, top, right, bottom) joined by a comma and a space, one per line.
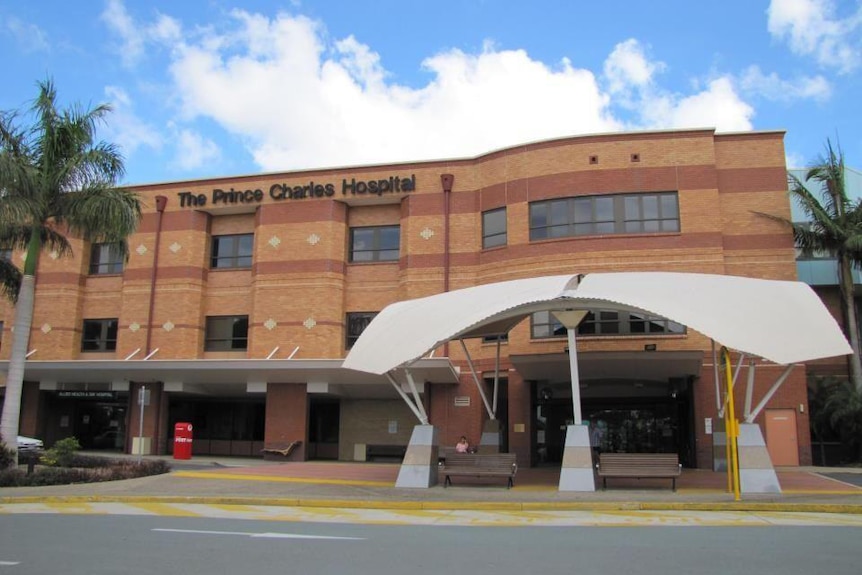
705, 417, 713, 435
388, 420, 398, 434
454, 396, 471, 407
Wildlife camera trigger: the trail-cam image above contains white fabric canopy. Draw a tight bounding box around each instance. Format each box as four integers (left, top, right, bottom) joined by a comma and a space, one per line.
342, 272, 852, 375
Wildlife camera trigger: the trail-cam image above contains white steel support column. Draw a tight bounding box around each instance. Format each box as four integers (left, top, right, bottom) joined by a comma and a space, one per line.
712, 340, 724, 416
746, 364, 795, 423
459, 339, 495, 420
492, 337, 502, 416
385, 372, 427, 424
744, 358, 756, 420
566, 327, 583, 425
403, 368, 429, 423
552, 310, 593, 491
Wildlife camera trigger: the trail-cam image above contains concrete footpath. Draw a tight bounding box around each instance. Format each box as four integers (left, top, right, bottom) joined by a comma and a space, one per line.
2, 453, 862, 514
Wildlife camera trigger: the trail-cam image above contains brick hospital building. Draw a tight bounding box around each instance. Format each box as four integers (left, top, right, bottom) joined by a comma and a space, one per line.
0, 128, 818, 470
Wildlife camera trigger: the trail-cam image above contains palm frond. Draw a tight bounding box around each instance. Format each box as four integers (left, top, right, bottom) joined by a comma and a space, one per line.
39, 227, 73, 259
59, 186, 142, 247
0, 257, 21, 303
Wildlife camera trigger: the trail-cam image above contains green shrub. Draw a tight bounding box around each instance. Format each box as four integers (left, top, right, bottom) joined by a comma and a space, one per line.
0, 439, 16, 470
0, 458, 170, 487
41, 436, 81, 467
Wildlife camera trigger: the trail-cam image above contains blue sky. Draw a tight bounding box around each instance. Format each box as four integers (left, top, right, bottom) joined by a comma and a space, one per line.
2, 0, 861, 186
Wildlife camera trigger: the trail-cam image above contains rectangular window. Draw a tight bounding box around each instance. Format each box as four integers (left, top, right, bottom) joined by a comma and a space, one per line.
531, 309, 685, 338
81, 318, 119, 352
482, 207, 507, 248
346, 312, 377, 349
531, 311, 568, 339
529, 192, 679, 240
205, 315, 249, 351
211, 234, 254, 269
89, 242, 124, 275
349, 226, 400, 262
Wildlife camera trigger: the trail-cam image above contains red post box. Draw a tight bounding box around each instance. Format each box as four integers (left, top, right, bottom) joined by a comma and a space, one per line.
173, 422, 193, 460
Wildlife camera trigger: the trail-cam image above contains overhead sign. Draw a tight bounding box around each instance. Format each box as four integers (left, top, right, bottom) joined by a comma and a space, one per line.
57, 391, 117, 400
177, 174, 417, 208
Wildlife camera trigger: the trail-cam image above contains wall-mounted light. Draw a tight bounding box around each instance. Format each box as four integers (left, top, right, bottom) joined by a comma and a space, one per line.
644, 344, 657, 351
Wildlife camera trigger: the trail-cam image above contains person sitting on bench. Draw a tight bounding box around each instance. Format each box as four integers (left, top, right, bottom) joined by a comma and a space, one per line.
455, 436, 470, 453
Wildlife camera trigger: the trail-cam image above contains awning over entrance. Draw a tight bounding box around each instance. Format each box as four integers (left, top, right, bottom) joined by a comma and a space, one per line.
0, 358, 461, 398
344, 272, 852, 374
511, 350, 704, 383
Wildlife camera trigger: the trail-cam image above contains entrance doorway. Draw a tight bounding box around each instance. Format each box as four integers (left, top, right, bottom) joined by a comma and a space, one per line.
765, 408, 799, 466
533, 386, 694, 467
308, 398, 340, 460
43, 392, 128, 450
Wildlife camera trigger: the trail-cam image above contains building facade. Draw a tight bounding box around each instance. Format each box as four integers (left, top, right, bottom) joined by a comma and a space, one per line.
0, 128, 812, 469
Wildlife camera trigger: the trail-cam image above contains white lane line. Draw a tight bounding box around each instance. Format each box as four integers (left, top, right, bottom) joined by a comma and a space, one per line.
152, 528, 363, 540
0, 560, 21, 565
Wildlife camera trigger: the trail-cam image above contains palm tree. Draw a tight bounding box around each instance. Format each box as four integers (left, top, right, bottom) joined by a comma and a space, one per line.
0, 79, 141, 456
761, 140, 862, 395
820, 378, 862, 461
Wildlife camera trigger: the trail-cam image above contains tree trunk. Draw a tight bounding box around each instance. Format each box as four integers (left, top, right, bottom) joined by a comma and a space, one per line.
0, 275, 36, 458
838, 255, 862, 394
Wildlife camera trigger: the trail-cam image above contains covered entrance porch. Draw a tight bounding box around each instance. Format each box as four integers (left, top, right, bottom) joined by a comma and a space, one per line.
514, 350, 701, 468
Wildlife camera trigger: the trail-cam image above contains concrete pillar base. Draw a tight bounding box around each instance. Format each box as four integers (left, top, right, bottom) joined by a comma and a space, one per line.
738, 423, 781, 494
395, 424, 439, 489
478, 419, 501, 453
558, 424, 596, 492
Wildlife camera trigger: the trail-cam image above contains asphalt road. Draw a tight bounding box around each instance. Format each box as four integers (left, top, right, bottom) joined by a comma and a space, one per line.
822, 473, 862, 487
1, 514, 859, 575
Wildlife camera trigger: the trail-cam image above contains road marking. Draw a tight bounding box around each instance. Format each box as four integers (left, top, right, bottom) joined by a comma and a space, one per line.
3, 502, 862, 527
0, 561, 21, 565
152, 528, 363, 540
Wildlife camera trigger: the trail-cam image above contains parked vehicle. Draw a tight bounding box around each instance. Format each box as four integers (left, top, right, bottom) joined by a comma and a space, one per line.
17, 436, 44, 453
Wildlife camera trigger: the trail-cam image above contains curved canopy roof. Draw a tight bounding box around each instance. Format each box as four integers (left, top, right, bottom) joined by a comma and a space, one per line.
342, 272, 852, 375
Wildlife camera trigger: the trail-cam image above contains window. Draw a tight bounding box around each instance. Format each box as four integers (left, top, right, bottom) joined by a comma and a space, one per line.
346, 312, 377, 348
89, 242, 124, 275
529, 192, 679, 240
531, 311, 568, 339
205, 315, 249, 351
211, 234, 253, 269
0, 249, 11, 261
623, 193, 680, 233
482, 208, 507, 248
81, 318, 119, 352
531, 309, 685, 339
349, 226, 400, 262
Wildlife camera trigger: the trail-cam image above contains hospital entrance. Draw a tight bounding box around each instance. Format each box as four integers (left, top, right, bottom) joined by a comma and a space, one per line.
533, 380, 695, 468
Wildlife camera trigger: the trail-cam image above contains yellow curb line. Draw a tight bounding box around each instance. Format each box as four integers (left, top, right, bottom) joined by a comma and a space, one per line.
173, 470, 394, 488
2, 495, 861, 515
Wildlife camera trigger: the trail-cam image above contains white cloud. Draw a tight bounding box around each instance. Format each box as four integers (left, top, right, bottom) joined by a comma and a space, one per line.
603, 39, 665, 95
739, 65, 832, 101
4, 16, 49, 53
171, 128, 221, 171
108, 9, 760, 173
102, 86, 163, 156
657, 78, 754, 132
768, 0, 862, 73
101, 0, 181, 68
601, 41, 754, 132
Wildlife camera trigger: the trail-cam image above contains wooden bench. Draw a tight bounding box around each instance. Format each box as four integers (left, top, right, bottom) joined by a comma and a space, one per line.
261, 440, 302, 461
596, 453, 682, 491
366, 444, 407, 462
439, 453, 518, 488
